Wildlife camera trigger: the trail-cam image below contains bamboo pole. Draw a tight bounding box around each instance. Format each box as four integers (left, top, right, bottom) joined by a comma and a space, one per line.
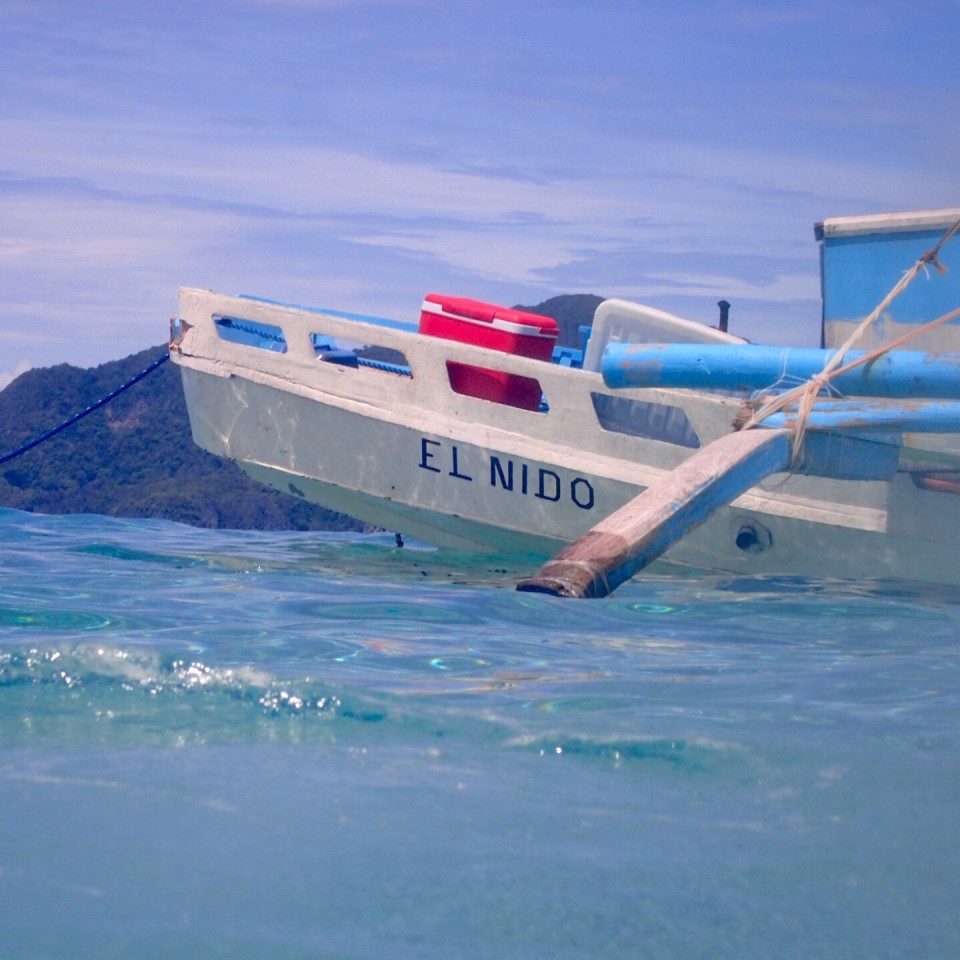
516, 428, 792, 598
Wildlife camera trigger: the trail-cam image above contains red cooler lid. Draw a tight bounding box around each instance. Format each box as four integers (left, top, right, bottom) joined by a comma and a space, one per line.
422, 294, 559, 336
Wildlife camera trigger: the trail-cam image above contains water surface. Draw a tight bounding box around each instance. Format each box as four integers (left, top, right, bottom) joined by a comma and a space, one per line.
1, 508, 957, 958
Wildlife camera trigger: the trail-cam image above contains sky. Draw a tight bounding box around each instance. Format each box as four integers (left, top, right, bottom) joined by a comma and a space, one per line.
1, 0, 958, 387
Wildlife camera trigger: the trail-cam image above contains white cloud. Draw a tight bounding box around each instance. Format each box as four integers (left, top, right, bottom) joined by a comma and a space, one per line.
0, 357, 33, 391
0, 0, 957, 370
616, 271, 821, 305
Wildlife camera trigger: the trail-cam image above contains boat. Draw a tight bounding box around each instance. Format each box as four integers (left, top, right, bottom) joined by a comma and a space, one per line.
169, 207, 960, 595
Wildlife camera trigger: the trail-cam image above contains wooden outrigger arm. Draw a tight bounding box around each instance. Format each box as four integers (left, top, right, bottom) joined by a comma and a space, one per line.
516, 428, 794, 598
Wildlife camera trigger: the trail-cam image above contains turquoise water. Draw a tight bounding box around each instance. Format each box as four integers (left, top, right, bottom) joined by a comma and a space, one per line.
1, 506, 958, 959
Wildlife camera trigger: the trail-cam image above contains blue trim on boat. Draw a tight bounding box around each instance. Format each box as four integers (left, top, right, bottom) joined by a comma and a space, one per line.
238, 294, 418, 332
214, 316, 288, 352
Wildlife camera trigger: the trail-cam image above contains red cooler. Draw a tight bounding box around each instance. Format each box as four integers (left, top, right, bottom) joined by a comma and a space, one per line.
419, 294, 559, 409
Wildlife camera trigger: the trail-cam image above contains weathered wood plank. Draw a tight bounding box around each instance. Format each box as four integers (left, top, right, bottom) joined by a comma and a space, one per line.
516, 428, 792, 598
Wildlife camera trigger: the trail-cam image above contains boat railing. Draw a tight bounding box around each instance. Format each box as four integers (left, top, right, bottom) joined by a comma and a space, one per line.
171, 287, 742, 455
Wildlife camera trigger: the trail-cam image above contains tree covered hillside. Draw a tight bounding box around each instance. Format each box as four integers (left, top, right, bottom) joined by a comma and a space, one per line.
519, 294, 602, 349
0, 345, 363, 530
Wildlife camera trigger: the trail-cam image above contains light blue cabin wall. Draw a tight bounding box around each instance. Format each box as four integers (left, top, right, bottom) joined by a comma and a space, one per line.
819, 216, 959, 350
822, 228, 958, 325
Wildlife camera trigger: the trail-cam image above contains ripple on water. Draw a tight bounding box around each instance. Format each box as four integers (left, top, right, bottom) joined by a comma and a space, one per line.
284, 594, 484, 627
0, 644, 353, 747
507, 731, 743, 773
0, 607, 117, 631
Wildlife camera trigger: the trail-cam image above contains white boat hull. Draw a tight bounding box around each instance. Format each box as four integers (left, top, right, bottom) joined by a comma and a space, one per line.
171, 288, 960, 586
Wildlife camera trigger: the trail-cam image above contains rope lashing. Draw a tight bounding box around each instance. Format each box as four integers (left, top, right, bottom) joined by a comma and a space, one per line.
0, 353, 169, 467
740, 215, 960, 463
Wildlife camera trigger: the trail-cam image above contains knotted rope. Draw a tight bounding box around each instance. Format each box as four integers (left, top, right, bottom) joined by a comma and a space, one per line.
740, 214, 960, 463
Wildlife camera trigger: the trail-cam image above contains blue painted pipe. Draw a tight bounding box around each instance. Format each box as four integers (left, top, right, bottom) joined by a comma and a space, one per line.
760, 399, 960, 433
601, 344, 960, 398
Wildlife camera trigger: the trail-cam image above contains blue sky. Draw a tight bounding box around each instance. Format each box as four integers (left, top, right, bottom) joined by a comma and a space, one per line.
2, 0, 958, 386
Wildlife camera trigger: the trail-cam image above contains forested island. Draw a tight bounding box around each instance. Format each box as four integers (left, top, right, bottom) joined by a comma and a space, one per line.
0, 294, 601, 529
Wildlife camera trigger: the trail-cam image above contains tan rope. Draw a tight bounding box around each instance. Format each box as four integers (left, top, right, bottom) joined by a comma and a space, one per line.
741, 214, 960, 463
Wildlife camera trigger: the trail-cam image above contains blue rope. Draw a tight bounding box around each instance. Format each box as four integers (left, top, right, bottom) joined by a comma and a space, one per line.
356, 357, 412, 376
0, 353, 170, 467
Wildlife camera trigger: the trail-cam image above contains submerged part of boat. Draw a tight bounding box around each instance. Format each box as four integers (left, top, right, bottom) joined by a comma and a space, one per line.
170, 208, 960, 592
